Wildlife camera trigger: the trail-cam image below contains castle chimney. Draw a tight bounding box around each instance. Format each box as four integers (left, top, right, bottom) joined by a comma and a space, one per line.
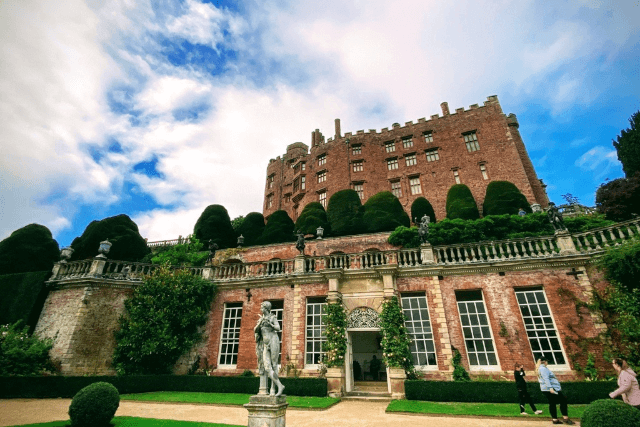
311, 131, 316, 146
441, 102, 450, 116
335, 118, 341, 139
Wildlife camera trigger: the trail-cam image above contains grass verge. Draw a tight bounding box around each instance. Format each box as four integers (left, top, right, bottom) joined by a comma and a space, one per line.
8, 416, 243, 427
120, 392, 340, 409
387, 400, 588, 419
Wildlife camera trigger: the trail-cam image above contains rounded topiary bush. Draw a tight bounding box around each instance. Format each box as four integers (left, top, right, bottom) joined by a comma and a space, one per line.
581, 399, 640, 427
69, 382, 120, 427
363, 191, 410, 233
326, 189, 364, 236
482, 180, 532, 216
411, 197, 436, 224
445, 184, 480, 220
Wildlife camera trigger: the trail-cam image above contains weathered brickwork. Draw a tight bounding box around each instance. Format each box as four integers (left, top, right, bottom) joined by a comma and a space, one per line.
264, 95, 548, 221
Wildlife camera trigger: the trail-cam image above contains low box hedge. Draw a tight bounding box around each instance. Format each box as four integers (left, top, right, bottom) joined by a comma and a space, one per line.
0, 375, 327, 398
405, 380, 617, 404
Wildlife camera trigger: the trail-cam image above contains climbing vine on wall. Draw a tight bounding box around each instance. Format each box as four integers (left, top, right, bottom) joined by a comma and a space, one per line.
379, 297, 417, 378
323, 299, 347, 368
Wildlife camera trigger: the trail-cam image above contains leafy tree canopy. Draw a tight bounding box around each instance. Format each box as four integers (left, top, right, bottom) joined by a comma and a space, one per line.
193, 205, 236, 249
231, 215, 245, 231
482, 181, 532, 216
149, 236, 208, 267
295, 202, 330, 237
411, 197, 436, 224
113, 266, 217, 374
237, 212, 266, 246
326, 189, 364, 236
613, 110, 640, 177
445, 184, 480, 220
0, 224, 59, 275
363, 191, 410, 233
70, 214, 149, 262
260, 210, 295, 244
595, 175, 640, 221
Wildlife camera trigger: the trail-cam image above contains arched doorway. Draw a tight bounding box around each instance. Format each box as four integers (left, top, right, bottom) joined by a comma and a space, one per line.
345, 307, 385, 393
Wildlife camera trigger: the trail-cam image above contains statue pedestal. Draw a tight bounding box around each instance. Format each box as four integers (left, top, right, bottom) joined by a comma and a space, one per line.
555, 230, 577, 254
244, 394, 288, 427
388, 367, 406, 399
420, 243, 435, 264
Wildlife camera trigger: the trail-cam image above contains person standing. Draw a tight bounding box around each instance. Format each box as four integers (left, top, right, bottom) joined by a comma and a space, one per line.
610, 358, 640, 409
536, 358, 574, 425
514, 363, 543, 415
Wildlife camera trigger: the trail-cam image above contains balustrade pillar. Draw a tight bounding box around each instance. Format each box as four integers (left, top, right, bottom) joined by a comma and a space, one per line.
294, 255, 305, 274
555, 230, 577, 254
89, 257, 107, 277
420, 243, 435, 264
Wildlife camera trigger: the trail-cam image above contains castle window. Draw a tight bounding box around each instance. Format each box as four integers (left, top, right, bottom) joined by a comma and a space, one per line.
405, 153, 417, 167
305, 297, 327, 366
301, 162, 306, 171
318, 191, 327, 208
317, 170, 326, 183
480, 164, 488, 180
387, 158, 399, 170
453, 170, 461, 184
353, 183, 364, 199
385, 141, 396, 153
269, 300, 284, 365
464, 131, 480, 152
353, 160, 363, 172
391, 180, 402, 197
218, 302, 243, 366
402, 136, 414, 148
318, 153, 326, 166
456, 290, 499, 367
515, 288, 567, 365
352, 144, 362, 155
409, 177, 422, 194
267, 174, 275, 189
425, 148, 439, 162
301, 175, 306, 190
401, 293, 437, 366
266, 194, 273, 209
423, 131, 433, 143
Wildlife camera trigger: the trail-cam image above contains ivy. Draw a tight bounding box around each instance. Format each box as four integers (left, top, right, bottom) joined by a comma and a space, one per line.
451, 346, 470, 381
323, 299, 347, 368
113, 265, 217, 374
149, 236, 209, 267
379, 297, 417, 378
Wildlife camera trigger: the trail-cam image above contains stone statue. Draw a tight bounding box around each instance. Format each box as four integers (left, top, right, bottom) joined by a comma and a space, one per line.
295, 230, 305, 255
207, 240, 219, 263
254, 301, 285, 396
547, 202, 567, 232
416, 215, 430, 244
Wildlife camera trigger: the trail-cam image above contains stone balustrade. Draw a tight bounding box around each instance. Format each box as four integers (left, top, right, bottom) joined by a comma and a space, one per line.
572, 218, 640, 253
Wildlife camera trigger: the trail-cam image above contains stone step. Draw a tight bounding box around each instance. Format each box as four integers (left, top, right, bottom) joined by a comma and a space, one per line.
342, 394, 392, 402
347, 390, 391, 397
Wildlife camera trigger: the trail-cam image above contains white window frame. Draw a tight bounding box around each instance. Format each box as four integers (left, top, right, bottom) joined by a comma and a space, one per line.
405, 153, 417, 167
317, 170, 326, 183
480, 164, 488, 180
391, 181, 402, 198
387, 158, 399, 170
385, 141, 396, 153
401, 294, 438, 369
353, 183, 364, 199
319, 191, 327, 208
453, 170, 461, 184
352, 145, 362, 155
305, 298, 327, 367
456, 291, 500, 370
424, 131, 433, 143
353, 160, 363, 172
218, 302, 243, 368
409, 177, 422, 194
402, 136, 414, 148
464, 132, 480, 152
318, 154, 326, 166
425, 149, 439, 162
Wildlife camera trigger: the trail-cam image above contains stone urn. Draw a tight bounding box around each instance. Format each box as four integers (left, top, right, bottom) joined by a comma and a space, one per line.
97, 239, 112, 259
60, 247, 74, 262
325, 366, 345, 397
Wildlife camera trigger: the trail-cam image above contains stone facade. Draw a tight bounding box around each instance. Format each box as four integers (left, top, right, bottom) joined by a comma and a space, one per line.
263, 95, 548, 221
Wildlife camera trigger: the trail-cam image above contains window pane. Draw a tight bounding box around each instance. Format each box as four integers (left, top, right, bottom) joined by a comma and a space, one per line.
401, 294, 437, 366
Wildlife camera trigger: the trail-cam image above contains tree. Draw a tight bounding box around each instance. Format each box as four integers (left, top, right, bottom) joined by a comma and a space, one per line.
70, 215, 149, 262
113, 266, 217, 374
193, 205, 236, 249
236, 212, 266, 246
411, 197, 436, 224
445, 184, 480, 220
231, 215, 245, 231
150, 236, 208, 267
260, 210, 295, 244
482, 181, 532, 216
0, 224, 59, 275
295, 202, 330, 237
613, 110, 640, 177
326, 189, 364, 236
362, 191, 410, 233
595, 174, 640, 221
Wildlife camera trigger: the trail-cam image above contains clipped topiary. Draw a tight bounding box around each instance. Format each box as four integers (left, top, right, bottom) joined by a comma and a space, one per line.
445, 184, 480, 220
193, 205, 236, 249
326, 189, 364, 236
581, 399, 640, 427
68, 382, 120, 427
363, 191, 410, 233
70, 214, 149, 262
482, 181, 532, 216
236, 212, 265, 246
260, 210, 295, 244
411, 197, 436, 224
295, 202, 330, 237
0, 224, 59, 275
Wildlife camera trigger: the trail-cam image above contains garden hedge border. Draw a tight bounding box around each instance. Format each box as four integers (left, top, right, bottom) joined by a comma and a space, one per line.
405, 380, 617, 404
0, 376, 327, 398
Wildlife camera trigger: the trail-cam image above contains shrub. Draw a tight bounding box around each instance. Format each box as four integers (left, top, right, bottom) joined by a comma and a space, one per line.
193, 205, 236, 249
563, 214, 615, 233
380, 297, 416, 378
236, 212, 265, 246
445, 184, 480, 220
260, 210, 295, 244
0, 224, 59, 275
323, 300, 347, 368
295, 202, 330, 237
326, 189, 364, 236
581, 399, 640, 427
598, 238, 640, 294
363, 191, 410, 233
70, 214, 150, 262
388, 226, 421, 248
0, 271, 50, 327
595, 174, 640, 221
411, 197, 436, 224
482, 181, 532, 216
0, 322, 54, 376
150, 236, 208, 267
451, 347, 470, 381
68, 382, 120, 427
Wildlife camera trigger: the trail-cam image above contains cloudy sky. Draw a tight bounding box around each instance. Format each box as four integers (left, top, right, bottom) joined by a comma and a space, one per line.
1, 0, 639, 247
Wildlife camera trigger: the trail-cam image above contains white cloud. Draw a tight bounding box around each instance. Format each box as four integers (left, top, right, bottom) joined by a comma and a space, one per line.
575, 146, 621, 181
135, 76, 213, 116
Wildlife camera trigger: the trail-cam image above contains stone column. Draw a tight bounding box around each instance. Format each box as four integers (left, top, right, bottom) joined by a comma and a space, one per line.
387, 367, 406, 399
420, 243, 435, 264
244, 395, 288, 427
326, 366, 345, 397
89, 257, 107, 277
555, 230, 577, 254
324, 270, 343, 303
378, 267, 397, 299
294, 255, 305, 274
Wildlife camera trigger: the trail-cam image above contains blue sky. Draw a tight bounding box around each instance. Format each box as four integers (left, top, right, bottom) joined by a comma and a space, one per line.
1, 0, 639, 248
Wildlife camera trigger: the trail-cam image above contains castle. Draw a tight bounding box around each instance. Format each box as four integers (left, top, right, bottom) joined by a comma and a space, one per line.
264, 95, 548, 221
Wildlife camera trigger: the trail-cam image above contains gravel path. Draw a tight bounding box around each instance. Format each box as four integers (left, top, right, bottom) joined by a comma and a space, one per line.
0, 399, 576, 427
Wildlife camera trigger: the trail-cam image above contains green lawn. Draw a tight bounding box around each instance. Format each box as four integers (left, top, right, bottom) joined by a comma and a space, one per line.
120, 392, 340, 409
387, 400, 588, 418
8, 417, 243, 427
